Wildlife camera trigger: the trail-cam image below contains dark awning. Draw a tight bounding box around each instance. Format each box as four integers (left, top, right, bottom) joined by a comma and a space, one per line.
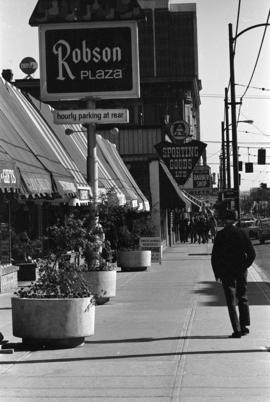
159, 162, 191, 209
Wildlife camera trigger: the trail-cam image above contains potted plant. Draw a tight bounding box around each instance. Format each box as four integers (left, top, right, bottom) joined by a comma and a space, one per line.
45, 211, 117, 305
114, 210, 155, 272
12, 255, 95, 349
79, 214, 117, 305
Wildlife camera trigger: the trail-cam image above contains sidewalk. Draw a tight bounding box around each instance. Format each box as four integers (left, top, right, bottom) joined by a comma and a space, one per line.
0, 242, 270, 402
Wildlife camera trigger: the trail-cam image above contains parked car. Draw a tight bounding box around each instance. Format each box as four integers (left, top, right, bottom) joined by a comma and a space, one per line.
238, 219, 259, 239
257, 218, 270, 244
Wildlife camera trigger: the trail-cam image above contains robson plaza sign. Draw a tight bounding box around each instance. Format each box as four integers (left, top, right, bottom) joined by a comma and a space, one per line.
155, 140, 207, 186
39, 21, 140, 101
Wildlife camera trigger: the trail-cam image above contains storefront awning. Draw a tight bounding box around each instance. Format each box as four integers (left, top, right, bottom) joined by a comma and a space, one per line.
0, 151, 20, 193
49, 121, 127, 205
0, 90, 53, 197
160, 161, 192, 209
26, 98, 149, 209
0, 78, 90, 199
97, 135, 150, 210
27, 93, 91, 198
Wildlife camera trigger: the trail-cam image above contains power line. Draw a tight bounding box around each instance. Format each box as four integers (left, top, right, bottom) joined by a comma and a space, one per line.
240, 9, 270, 100
233, 0, 242, 53
200, 93, 270, 99
236, 83, 270, 92
236, 9, 270, 121
206, 140, 270, 145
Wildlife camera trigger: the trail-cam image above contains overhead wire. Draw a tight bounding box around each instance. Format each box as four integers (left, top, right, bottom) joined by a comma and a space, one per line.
236, 9, 270, 122
233, 0, 242, 53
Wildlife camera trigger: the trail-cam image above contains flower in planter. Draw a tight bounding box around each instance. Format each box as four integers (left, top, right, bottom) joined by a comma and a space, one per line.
44, 212, 116, 273
16, 256, 95, 303
81, 233, 116, 272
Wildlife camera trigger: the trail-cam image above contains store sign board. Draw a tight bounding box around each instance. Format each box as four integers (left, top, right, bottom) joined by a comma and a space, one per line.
39, 21, 140, 101
193, 166, 211, 188
0, 161, 18, 189
155, 140, 207, 185
139, 237, 162, 264
53, 108, 129, 124
170, 120, 190, 141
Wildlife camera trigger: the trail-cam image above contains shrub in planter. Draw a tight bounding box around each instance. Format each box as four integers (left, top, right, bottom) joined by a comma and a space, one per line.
46, 211, 117, 304
113, 213, 155, 271
80, 224, 117, 304
12, 256, 95, 349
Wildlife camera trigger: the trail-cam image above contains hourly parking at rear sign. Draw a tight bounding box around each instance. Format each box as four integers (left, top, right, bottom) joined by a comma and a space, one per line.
53, 109, 129, 124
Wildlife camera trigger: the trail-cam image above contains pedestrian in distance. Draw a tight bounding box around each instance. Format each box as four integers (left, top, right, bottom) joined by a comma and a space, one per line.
211, 209, 256, 338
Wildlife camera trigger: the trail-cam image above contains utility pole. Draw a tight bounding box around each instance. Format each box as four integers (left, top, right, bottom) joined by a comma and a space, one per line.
228, 23, 240, 219
221, 121, 226, 189
224, 88, 231, 188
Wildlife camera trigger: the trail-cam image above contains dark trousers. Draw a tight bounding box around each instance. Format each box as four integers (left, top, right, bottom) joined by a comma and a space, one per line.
222, 271, 250, 333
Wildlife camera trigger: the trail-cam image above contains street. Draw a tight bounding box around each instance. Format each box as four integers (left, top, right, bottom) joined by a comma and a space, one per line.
253, 240, 270, 281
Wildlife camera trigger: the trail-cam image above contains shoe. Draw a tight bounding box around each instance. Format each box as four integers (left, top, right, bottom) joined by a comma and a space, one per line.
229, 331, 242, 338
241, 327, 250, 336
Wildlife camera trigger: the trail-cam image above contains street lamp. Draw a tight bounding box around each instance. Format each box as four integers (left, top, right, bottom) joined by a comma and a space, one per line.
65, 128, 86, 136
228, 21, 270, 219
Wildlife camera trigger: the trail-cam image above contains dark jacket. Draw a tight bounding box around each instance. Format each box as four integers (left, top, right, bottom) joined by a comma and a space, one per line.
211, 224, 256, 280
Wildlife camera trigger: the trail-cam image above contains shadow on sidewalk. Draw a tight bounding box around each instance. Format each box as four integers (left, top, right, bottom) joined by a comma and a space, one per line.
1, 335, 229, 353
0, 347, 268, 365
195, 281, 270, 306
85, 335, 228, 344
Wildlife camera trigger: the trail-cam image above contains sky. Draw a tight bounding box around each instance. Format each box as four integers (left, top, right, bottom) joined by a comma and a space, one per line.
0, 0, 270, 192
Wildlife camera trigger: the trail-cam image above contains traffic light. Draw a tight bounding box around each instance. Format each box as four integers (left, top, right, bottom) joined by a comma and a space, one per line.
238, 161, 243, 171
245, 162, 253, 173
258, 148, 266, 164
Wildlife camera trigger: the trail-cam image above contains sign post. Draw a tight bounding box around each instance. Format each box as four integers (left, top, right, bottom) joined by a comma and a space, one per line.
35, 5, 140, 211
139, 237, 162, 264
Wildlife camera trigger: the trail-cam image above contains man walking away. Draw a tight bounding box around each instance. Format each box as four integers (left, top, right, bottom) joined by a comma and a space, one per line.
211, 210, 256, 338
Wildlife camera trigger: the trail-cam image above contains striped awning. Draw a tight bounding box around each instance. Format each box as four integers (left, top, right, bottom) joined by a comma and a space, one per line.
0, 78, 91, 200
0, 151, 20, 193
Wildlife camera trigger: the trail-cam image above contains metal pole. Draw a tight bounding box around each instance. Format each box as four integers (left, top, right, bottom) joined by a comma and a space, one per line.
86, 99, 98, 208
221, 121, 226, 189
225, 88, 231, 188
229, 23, 240, 219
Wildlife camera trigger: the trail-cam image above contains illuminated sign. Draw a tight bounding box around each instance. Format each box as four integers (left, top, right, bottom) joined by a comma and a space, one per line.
39, 21, 140, 101
19, 57, 38, 75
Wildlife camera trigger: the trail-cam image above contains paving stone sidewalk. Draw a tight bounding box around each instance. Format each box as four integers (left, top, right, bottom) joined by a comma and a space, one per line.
0, 242, 269, 401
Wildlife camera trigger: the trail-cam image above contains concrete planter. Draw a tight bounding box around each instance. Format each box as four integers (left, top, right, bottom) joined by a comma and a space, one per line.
11, 296, 95, 348
117, 250, 151, 271
82, 270, 117, 304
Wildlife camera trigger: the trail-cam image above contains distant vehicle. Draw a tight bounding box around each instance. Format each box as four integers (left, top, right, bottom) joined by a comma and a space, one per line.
238, 219, 259, 239
257, 218, 270, 244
